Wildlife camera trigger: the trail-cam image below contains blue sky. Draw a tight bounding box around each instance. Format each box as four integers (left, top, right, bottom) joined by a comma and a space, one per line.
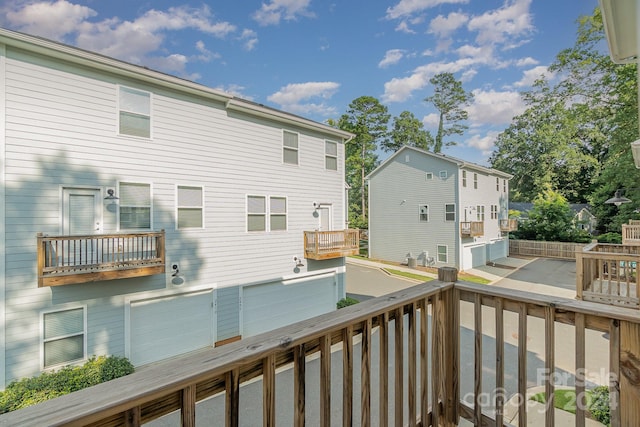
1, 0, 600, 165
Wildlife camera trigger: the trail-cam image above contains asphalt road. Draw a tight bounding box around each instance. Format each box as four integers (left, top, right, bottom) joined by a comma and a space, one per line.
490, 257, 577, 291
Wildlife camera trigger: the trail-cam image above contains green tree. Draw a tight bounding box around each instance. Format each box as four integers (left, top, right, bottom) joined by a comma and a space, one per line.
382, 110, 433, 152
337, 96, 390, 225
424, 72, 474, 153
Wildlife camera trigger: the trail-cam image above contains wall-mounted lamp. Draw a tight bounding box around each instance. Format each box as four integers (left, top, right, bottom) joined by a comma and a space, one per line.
293, 256, 304, 268
171, 264, 180, 277
605, 189, 632, 206
104, 189, 119, 200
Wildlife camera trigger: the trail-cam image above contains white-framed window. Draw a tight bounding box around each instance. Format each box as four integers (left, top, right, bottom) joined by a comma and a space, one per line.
462, 171, 467, 187
496, 177, 500, 191
325, 140, 338, 170
503, 179, 507, 192
474, 173, 478, 189
283, 130, 299, 165
419, 205, 429, 222
177, 186, 204, 229
42, 306, 86, 369
119, 182, 151, 230
439, 171, 448, 180
248, 195, 288, 232
437, 245, 448, 263
425, 172, 433, 180
118, 86, 151, 138
491, 205, 498, 219
476, 205, 485, 221
445, 204, 456, 221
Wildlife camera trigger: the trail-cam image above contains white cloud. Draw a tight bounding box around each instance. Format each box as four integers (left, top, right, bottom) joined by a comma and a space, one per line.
252, 0, 315, 26
466, 130, 501, 153
4, 0, 96, 40
267, 82, 340, 116
428, 12, 468, 38
514, 65, 554, 87
239, 29, 258, 51
379, 49, 405, 68
514, 57, 539, 67
395, 20, 416, 34
215, 84, 254, 100
467, 89, 525, 126
386, 0, 469, 20
467, 0, 534, 46
422, 113, 440, 128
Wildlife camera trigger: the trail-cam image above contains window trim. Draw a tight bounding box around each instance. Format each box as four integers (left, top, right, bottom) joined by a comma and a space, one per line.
473, 173, 478, 189
437, 245, 448, 263
419, 204, 429, 222
41, 305, 87, 370
491, 205, 498, 220
117, 85, 152, 139
445, 204, 456, 221
496, 177, 500, 191
325, 140, 338, 171
269, 195, 288, 232
282, 130, 299, 165
462, 171, 467, 187
118, 181, 153, 231
176, 185, 205, 230
425, 172, 433, 180
476, 205, 485, 221
247, 195, 288, 232
439, 170, 448, 180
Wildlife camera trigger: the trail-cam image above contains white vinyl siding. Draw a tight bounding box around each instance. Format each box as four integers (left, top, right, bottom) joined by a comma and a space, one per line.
177, 186, 203, 229
445, 204, 455, 221
119, 86, 151, 138
119, 183, 151, 230
283, 130, 299, 165
325, 141, 338, 170
42, 307, 86, 368
419, 205, 429, 222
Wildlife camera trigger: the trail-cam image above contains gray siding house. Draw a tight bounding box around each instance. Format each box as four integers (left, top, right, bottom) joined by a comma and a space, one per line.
367, 146, 513, 271
0, 28, 355, 387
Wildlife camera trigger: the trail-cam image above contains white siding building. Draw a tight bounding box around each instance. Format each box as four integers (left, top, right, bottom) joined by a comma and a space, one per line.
0, 28, 356, 387
367, 146, 514, 271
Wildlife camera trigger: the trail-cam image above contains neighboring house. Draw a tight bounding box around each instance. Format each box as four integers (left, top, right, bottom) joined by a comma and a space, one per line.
366, 146, 514, 271
0, 28, 356, 388
509, 202, 597, 233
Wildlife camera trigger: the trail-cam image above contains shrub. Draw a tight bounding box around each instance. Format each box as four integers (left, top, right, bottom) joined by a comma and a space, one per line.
337, 297, 359, 309
0, 355, 134, 414
596, 232, 622, 244
588, 385, 610, 426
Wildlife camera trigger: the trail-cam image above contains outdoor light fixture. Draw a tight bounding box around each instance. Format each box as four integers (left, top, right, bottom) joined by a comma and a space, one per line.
104, 189, 119, 200
171, 264, 179, 277
605, 189, 632, 206
293, 256, 304, 268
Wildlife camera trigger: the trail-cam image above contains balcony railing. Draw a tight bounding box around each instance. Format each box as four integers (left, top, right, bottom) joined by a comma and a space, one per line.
460, 221, 484, 237
576, 241, 640, 308
304, 229, 360, 260
499, 218, 518, 232
622, 220, 640, 245
4, 268, 639, 427
37, 231, 165, 287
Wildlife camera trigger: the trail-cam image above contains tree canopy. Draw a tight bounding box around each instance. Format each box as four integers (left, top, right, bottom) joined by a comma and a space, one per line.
381, 110, 433, 153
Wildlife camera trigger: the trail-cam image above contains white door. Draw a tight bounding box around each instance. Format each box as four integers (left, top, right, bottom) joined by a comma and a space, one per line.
62, 188, 101, 234
318, 205, 332, 231
129, 290, 215, 366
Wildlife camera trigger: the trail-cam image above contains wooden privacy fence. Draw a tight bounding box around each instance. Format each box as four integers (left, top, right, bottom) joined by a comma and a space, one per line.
2, 268, 639, 427
509, 239, 585, 260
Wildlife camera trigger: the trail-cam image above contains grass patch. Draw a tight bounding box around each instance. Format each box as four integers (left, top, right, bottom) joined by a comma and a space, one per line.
458, 273, 491, 285
383, 268, 434, 282
530, 389, 596, 416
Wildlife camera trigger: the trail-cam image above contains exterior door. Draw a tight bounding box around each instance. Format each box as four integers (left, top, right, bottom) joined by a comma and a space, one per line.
318, 204, 332, 231
62, 188, 102, 235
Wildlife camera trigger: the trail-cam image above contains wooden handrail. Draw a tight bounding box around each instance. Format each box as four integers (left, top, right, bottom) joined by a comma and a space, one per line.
303, 229, 360, 260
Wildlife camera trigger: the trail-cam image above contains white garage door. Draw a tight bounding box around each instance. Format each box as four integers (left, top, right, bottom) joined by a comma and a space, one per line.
129, 290, 214, 366
243, 274, 336, 337
462, 244, 486, 271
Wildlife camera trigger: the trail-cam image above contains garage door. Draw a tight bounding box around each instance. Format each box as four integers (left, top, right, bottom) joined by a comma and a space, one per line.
129, 290, 214, 366
462, 244, 486, 271
242, 274, 336, 337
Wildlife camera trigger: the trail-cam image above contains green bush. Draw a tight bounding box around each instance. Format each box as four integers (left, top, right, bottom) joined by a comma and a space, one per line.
596, 232, 622, 244
0, 355, 134, 414
337, 297, 360, 309
588, 385, 610, 426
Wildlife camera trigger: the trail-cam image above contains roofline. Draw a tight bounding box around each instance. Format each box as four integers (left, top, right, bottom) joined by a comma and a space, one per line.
0, 27, 354, 141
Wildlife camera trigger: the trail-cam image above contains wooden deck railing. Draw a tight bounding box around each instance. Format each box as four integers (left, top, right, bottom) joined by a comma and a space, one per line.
622, 222, 640, 245
460, 221, 483, 237
304, 229, 360, 260
499, 218, 518, 232
576, 242, 640, 308
37, 231, 165, 287
3, 268, 638, 426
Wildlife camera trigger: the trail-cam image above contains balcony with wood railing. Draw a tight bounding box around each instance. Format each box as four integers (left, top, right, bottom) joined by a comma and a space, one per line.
3, 268, 638, 427
460, 221, 484, 237
622, 219, 640, 245
37, 231, 166, 287
304, 229, 360, 260
499, 218, 518, 232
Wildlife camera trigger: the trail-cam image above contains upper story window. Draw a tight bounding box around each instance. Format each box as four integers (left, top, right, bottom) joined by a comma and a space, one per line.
42, 307, 86, 368
462, 171, 467, 187
445, 204, 456, 221
283, 130, 299, 165
325, 141, 338, 170
270, 196, 287, 231
476, 205, 485, 221
503, 179, 507, 192
474, 173, 478, 189
419, 205, 429, 222
248, 195, 287, 232
496, 177, 500, 191
491, 205, 498, 219
119, 86, 151, 138
439, 171, 448, 180
177, 186, 204, 229
425, 172, 433, 180
119, 182, 151, 230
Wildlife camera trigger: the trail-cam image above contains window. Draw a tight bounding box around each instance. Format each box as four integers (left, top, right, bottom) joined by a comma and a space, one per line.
439, 171, 448, 180
476, 205, 485, 221
462, 171, 467, 187
419, 205, 429, 222
270, 196, 287, 231
437, 245, 448, 263
119, 183, 151, 230
248, 195, 287, 232
474, 173, 478, 189
503, 179, 507, 192
119, 86, 150, 138
325, 141, 338, 170
445, 204, 456, 221
177, 186, 203, 229
42, 307, 85, 368
491, 205, 498, 219
283, 131, 299, 165
425, 172, 433, 180
496, 177, 500, 191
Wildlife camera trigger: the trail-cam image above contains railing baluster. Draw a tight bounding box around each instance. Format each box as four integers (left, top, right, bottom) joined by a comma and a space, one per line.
518, 303, 527, 427
343, 325, 353, 426
544, 306, 555, 427
408, 303, 416, 427
420, 298, 428, 426
394, 307, 404, 427
181, 385, 196, 427
379, 312, 389, 427
609, 319, 621, 427
294, 344, 306, 427
320, 334, 331, 426
225, 369, 239, 427
361, 318, 371, 427
124, 406, 141, 427
431, 293, 442, 426
495, 298, 504, 427
575, 313, 586, 427
474, 294, 482, 425
263, 355, 276, 427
